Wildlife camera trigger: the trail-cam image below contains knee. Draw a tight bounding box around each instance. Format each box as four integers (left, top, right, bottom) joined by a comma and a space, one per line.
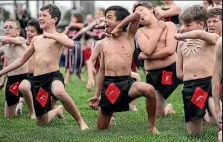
19, 82, 30, 93
97, 123, 109, 130
145, 85, 156, 99
53, 88, 67, 100
36, 117, 47, 125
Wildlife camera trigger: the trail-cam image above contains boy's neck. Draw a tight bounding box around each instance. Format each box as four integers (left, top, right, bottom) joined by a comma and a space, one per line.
43, 26, 56, 33
145, 16, 158, 29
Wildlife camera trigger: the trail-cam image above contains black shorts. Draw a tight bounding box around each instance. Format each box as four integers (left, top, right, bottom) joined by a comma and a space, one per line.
5, 73, 29, 106
183, 76, 212, 122
33, 71, 64, 117
146, 62, 182, 99
99, 75, 136, 115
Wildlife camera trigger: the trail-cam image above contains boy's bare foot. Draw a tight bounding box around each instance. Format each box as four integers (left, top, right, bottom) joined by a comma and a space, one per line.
30, 113, 36, 120
165, 104, 175, 115
148, 127, 160, 134
79, 121, 89, 131
15, 102, 23, 116
130, 105, 138, 112
109, 116, 116, 126
57, 105, 65, 120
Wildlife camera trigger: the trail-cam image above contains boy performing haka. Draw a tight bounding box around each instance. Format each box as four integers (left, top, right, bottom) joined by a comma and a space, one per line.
134, 2, 182, 117
0, 4, 89, 130
87, 6, 159, 133
204, 7, 222, 123
174, 5, 219, 134
212, 37, 222, 142
0, 19, 35, 119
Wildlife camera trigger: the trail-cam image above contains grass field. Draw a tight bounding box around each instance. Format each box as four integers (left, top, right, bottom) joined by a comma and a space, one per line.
0, 69, 218, 142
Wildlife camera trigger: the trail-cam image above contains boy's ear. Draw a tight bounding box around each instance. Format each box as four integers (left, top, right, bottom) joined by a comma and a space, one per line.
199, 21, 205, 27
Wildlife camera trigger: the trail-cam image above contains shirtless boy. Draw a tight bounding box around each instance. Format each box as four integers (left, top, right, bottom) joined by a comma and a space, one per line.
174, 5, 219, 134
0, 19, 35, 119
207, 8, 222, 36
203, 7, 222, 123
87, 6, 158, 133
134, 2, 182, 117
0, 4, 89, 130
212, 37, 222, 142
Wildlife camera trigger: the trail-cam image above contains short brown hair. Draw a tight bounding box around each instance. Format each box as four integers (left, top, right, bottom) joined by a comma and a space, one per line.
180, 5, 208, 25
40, 4, 61, 25
132, 2, 157, 17
5, 19, 21, 28
208, 8, 222, 21
133, 2, 153, 12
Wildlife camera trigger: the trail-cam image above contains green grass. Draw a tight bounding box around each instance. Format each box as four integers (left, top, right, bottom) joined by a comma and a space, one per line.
0, 68, 218, 142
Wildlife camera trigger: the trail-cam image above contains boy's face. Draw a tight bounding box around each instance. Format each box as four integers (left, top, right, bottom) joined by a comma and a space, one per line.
182, 21, 204, 32
3, 21, 20, 37
95, 9, 104, 20
26, 26, 38, 43
134, 6, 153, 26
105, 10, 120, 34
39, 9, 57, 29
207, 16, 222, 34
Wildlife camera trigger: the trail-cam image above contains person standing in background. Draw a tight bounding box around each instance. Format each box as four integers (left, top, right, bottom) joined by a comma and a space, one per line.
63, 12, 84, 83
155, 0, 181, 28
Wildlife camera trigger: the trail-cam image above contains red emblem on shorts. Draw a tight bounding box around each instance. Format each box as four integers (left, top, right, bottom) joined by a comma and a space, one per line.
36, 88, 49, 107
161, 71, 172, 85
191, 87, 208, 109
9, 82, 20, 97
105, 83, 120, 104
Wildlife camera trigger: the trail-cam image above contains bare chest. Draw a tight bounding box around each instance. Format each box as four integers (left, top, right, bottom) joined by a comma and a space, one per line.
181, 40, 214, 59
34, 38, 62, 55
102, 38, 134, 57
4, 44, 26, 60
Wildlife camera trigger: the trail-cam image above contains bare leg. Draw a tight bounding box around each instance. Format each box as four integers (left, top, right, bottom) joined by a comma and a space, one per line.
36, 105, 64, 125
128, 82, 159, 134
65, 70, 71, 84
19, 80, 35, 119
208, 97, 217, 124
4, 102, 18, 119
51, 80, 89, 130
129, 72, 141, 112
51, 97, 65, 120
76, 73, 84, 82
155, 91, 174, 117
186, 119, 203, 134
97, 108, 113, 130
218, 131, 222, 142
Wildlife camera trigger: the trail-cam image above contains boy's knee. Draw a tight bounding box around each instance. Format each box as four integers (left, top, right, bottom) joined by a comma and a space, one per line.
145, 85, 156, 98
97, 123, 109, 130
53, 88, 67, 99
19, 81, 30, 93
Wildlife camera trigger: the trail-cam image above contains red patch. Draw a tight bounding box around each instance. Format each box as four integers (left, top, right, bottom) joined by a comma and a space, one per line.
105, 83, 120, 104
191, 87, 208, 109
220, 84, 222, 96
9, 82, 20, 97
161, 71, 172, 85
36, 88, 49, 107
